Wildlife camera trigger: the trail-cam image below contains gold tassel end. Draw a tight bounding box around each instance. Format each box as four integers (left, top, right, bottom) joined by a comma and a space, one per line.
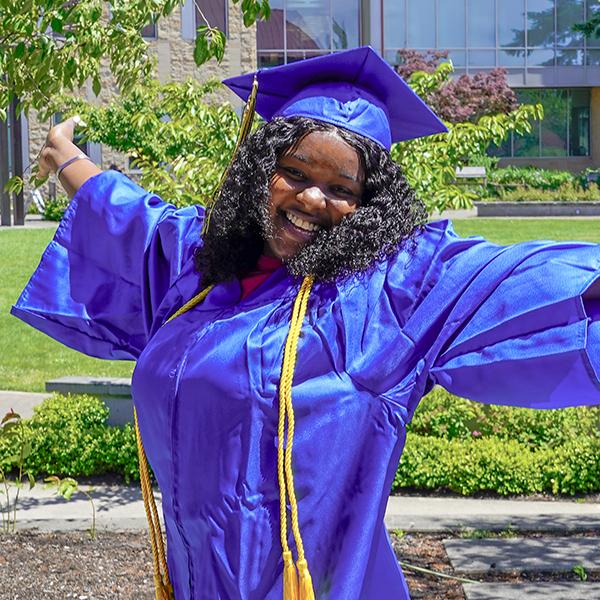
297, 558, 315, 600
283, 550, 299, 600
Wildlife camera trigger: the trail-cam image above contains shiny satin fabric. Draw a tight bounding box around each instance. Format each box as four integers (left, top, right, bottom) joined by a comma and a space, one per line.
12, 171, 600, 599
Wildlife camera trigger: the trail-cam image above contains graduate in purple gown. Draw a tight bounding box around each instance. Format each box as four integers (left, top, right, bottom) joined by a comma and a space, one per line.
12, 47, 600, 599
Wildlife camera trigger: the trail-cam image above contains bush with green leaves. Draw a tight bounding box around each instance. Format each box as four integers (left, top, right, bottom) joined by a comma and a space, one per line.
0, 394, 139, 483
395, 388, 600, 496
492, 183, 600, 203
487, 166, 576, 192
42, 194, 70, 221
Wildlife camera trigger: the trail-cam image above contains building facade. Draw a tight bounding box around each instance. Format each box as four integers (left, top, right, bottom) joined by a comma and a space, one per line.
256, 0, 600, 172
16, 0, 600, 192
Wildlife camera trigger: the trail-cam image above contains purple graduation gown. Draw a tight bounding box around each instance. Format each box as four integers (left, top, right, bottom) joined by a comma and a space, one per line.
12, 171, 600, 599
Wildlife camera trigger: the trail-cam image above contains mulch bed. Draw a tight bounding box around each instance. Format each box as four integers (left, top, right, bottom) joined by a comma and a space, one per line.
0, 531, 154, 599
1, 529, 599, 599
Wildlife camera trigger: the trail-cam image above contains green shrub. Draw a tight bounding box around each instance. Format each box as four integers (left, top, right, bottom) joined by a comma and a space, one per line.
0, 394, 139, 482
410, 388, 600, 447
492, 182, 600, 202
487, 166, 576, 191
42, 195, 70, 221
398, 389, 600, 496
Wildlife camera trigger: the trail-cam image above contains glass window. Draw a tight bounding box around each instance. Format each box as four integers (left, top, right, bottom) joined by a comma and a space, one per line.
286, 0, 329, 49
540, 89, 568, 157
257, 0, 284, 50
286, 50, 329, 62
527, 0, 554, 48
499, 49, 525, 67
258, 52, 286, 68
556, 0, 583, 47
570, 89, 590, 156
498, 0, 525, 47
556, 48, 584, 65
514, 89, 542, 157
527, 48, 555, 66
384, 0, 406, 49
587, 49, 600, 65
468, 50, 496, 67
438, 0, 465, 48
332, 0, 360, 49
467, 0, 495, 48
407, 0, 435, 48
586, 0, 600, 47
499, 88, 591, 158
195, 0, 227, 35
447, 49, 466, 67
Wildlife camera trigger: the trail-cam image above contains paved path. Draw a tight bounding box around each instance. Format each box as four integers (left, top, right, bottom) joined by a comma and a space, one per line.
462, 583, 600, 600
445, 536, 600, 572
386, 494, 600, 532
5, 485, 599, 533
0, 390, 51, 420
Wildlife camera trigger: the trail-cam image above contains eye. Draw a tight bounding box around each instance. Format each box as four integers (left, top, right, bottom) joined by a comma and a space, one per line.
280, 166, 306, 180
332, 185, 355, 197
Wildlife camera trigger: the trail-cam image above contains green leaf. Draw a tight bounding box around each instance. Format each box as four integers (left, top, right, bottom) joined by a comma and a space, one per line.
194, 26, 226, 66
92, 75, 101, 97
14, 42, 26, 59
4, 176, 24, 195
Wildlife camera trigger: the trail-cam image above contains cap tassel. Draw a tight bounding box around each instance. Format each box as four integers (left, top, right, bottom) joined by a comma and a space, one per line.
202, 74, 260, 236
283, 550, 299, 600
297, 558, 315, 600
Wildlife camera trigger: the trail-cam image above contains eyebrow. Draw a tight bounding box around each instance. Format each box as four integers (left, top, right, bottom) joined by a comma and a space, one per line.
287, 152, 361, 183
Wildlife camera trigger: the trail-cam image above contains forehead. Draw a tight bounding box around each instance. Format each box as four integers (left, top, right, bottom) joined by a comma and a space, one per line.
284, 130, 363, 175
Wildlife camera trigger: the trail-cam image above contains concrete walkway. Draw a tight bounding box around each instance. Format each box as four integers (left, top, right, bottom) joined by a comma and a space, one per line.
3, 484, 598, 533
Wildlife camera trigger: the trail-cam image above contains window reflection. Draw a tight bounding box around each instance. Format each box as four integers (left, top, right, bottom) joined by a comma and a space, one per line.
498, 0, 525, 48
332, 0, 359, 48
467, 0, 495, 48
256, 0, 360, 63
438, 0, 465, 48
527, 0, 555, 48
556, 0, 584, 47
384, 0, 406, 49
408, 0, 435, 48
286, 0, 330, 49
493, 89, 590, 158
257, 0, 284, 50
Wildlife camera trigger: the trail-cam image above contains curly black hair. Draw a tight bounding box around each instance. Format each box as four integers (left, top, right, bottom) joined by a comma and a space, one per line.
194, 116, 427, 285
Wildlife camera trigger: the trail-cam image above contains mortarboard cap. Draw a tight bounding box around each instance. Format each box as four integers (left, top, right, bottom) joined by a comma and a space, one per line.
222, 46, 448, 150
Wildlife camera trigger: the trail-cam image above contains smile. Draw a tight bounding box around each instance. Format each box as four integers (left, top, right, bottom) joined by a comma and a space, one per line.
284, 211, 321, 232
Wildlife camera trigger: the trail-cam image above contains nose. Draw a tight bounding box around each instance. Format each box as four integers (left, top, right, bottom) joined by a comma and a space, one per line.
297, 185, 326, 211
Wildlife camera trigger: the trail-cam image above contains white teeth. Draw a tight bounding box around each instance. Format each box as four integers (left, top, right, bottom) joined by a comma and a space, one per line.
285, 211, 320, 232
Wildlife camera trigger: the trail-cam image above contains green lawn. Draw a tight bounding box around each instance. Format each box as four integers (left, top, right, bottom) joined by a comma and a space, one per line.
1, 218, 599, 392
1, 227, 134, 392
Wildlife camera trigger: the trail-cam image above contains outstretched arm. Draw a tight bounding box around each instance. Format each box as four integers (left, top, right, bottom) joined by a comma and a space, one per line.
38, 117, 102, 197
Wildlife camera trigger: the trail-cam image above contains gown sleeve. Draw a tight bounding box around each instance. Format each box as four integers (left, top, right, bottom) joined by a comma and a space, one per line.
11, 170, 204, 361
405, 220, 600, 409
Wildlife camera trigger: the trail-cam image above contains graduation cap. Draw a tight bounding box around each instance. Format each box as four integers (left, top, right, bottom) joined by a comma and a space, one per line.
223, 45, 448, 150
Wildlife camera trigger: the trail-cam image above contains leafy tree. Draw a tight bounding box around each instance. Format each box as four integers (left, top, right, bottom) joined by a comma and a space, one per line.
392, 63, 543, 213
56, 60, 541, 214
0, 0, 270, 118
394, 49, 518, 123
61, 78, 240, 206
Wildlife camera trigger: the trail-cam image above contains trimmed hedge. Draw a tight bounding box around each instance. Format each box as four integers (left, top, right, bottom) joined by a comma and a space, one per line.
396, 388, 600, 496
0, 394, 139, 482
2, 391, 599, 496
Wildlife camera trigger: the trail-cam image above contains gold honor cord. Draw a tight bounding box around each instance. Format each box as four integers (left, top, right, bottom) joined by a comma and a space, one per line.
202, 74, 260, 237
135, 277, 316, 600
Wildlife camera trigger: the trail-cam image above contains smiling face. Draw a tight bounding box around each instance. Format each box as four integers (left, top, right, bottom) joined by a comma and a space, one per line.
264, 130, 365, 261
